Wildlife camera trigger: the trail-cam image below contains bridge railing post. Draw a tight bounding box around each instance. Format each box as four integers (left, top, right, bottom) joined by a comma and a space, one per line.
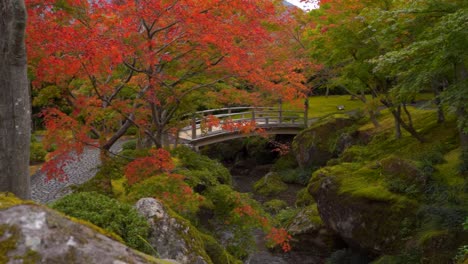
191, 114, 197, 139
304, 98, 309, 128
251, 108, 255, 122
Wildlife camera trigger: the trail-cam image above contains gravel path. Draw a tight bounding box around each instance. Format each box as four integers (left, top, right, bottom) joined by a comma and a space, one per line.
31, 141, 125, 204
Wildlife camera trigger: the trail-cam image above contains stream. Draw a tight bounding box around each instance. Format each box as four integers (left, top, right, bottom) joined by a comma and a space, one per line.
230, 162, 324, 264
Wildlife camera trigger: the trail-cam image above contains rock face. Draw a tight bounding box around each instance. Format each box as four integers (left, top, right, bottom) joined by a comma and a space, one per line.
286, 204, 342, 256
135, 198, 209, 264
293, 116, 355, 169
0, 204, 173, 264
308, 164, 418, 255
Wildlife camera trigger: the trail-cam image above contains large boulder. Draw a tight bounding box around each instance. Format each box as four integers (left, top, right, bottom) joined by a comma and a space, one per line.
135, 198, 209, 264
308, 163, 419, 255
0, 196, 175, 264
135, 198, 240, 264
293, 115, 355, 169
286, 204, 343, 256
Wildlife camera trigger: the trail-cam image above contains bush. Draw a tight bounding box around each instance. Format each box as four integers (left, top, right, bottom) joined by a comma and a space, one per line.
30, 142, 46, 163
126, 174, 204, 217
122, 140, 137, 150
172, 146, 231, 185
125, 126, 138, 136
51, 192, 151, 254
274, 207, 300, 226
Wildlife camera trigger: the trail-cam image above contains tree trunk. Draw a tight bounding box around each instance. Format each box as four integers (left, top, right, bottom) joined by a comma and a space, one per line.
0, 0, 31, 199
432, 80, 445, 123
394, 105, 402, 139
458, 106, 468, 174
369, 109, 380, 128
455, 62, 468, 174
381, 99, 425, 143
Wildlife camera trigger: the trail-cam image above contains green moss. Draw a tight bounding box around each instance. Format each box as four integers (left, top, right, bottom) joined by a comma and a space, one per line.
305, 203, 323, 226
201, 233, 242, 264
435, 148, 464, 186
164, 206, 240, 264
0, 193, 32, 210
417, 229, 449, 245
172, 146, 232, 186
295, 187, 314, 207
18, 249, 41, 264
0, 224, 19, 263
253, 173, 288, 196
311, 163, 415, 206
263, 199, 288, 213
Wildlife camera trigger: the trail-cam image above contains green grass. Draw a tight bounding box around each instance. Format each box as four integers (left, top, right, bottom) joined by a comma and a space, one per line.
435, 148, 463, 186
284, 95, 368, 118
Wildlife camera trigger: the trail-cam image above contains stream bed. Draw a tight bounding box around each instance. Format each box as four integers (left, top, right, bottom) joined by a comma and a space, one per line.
230, 162, 324, 264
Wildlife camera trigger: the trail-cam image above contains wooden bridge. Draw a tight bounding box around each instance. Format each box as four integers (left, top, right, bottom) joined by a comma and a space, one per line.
177, 102, 310, 149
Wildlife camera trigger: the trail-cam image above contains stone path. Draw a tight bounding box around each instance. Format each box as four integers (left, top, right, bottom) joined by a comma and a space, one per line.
31, 141, 125, 204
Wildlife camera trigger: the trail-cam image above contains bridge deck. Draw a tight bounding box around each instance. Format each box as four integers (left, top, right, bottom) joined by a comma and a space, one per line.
177, 105, 310, 148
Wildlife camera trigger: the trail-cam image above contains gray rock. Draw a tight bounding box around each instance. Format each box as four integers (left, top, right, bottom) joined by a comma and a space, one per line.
0, 204, 175, 264
135, 198, 209, 264
286, 205, 341, 256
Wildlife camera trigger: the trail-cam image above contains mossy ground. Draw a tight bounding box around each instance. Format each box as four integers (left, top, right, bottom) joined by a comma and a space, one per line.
253, 173, 288, 196
307, 105, 466, 261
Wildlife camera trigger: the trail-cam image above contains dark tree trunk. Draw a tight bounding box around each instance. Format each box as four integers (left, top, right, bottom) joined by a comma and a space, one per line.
381, 99, 425, 143
455, 62, 468, 174
394, 105, 402, 139
0, 0, 31, 199
432, 80, 445, 123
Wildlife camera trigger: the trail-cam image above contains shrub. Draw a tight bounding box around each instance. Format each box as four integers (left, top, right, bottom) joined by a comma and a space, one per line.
274, 207, 300, 227
51, 192, 151, 254
126, 174, 204, 216
172, 146, 231, 185
125, 148, 174, 185
125, 126, 138, 136
30, 142, 46, 163
122, 140, 137, 150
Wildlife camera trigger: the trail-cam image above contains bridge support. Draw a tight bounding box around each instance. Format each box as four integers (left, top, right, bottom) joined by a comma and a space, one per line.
304, 98, 309, 128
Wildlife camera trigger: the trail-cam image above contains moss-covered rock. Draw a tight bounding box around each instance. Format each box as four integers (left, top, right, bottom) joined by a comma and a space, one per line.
135, 198, 240, 264
308, 163, 419, 255
253, 172, 288, 196
418, 229, 468, 264
292, 115, 355, 169
380, 155, 427, 186
0, 194, 176, 264
263, 199, 288, 213
286, 204, 342, 256
295, 187, 315, 207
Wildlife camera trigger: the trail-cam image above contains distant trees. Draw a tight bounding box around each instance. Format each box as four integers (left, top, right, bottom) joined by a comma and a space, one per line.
0, 0, 31, 198
302, 0, 468, 172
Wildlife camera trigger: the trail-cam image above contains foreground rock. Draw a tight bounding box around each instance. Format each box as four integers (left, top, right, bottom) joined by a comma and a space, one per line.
0, 199, 175, 264
136, 198, 208, 264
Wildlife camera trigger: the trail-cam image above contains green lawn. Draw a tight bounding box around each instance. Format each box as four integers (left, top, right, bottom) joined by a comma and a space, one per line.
284, 95, 368, 118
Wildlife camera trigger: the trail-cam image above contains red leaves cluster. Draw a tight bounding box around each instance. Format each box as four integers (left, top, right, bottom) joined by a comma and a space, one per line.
124, 148, 174, 185
267, 227, 293, 252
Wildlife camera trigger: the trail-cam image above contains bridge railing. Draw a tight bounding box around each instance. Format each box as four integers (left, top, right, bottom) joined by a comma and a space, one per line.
180, 102, 309, 140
